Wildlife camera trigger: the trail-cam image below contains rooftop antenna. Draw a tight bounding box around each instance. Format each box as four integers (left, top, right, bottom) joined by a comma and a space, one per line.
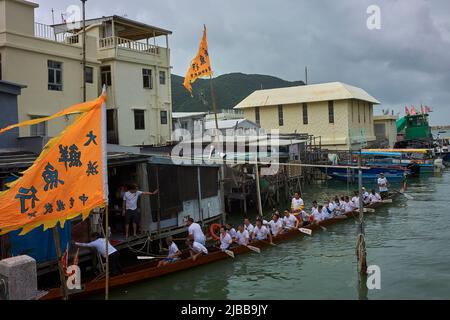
305, 66, 308, 85
51, 8, 55, 25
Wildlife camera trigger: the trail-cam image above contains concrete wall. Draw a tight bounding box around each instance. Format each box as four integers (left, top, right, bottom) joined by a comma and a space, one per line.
243, 98, 376, 151
374, 115, 398, 148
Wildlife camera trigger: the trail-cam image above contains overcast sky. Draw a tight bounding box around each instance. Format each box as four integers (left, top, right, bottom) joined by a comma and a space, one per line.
35, 0, 450, 125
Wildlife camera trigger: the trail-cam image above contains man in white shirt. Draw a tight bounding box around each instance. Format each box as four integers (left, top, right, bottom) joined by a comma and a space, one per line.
268, 213, 283, 237
291, 192, 304, 215
186, 238, 208, 261
251, 219, 273, 244
343, 196, 354, 213
75, 233, 122, 275
369, 189, 382, 203
219, 226, 233, 251
235, 225, 250, 246
351, 191, 360, 209
158, 236, 182, 267
283, 210, 299, 229
122, 184, 158, 240
186, 217, 206, 245
321, 202, 333, 220
225, 223, 237, 239
244, 218, 254, 235
362, 187, 370, 204
377, 173, 389, 199
311, 205, 324, 223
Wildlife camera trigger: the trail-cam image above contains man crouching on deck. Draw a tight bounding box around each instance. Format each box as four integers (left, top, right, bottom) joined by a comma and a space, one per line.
157, 236, 182, 267
186, 238, 208, 261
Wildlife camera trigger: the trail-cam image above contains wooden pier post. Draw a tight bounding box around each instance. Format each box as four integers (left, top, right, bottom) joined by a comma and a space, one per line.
254, 158, 263, 216
356, 151, 367, 274
52, 226, 68, 300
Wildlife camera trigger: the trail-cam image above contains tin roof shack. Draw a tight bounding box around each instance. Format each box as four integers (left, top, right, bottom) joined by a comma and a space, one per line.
373, 114, 398, 148
172, 112, 206, 141
234, 82, 380, 151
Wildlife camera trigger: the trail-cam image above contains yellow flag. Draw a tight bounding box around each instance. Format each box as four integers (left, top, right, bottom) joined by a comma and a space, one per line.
183, 25, 213, 95
0, 94, 108, 235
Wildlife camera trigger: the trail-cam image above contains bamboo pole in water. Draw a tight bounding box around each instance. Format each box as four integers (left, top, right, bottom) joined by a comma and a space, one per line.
53, 226, 68, 300
105, 206, 109, 300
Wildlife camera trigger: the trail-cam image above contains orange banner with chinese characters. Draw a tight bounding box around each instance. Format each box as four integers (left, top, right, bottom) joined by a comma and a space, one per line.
0, 94, 108, 235
183, 25, 213, 95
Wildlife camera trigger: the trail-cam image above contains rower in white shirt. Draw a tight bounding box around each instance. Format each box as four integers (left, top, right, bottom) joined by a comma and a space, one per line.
332, 198, 344, 215
311, 205, 324, 223
157, 236, 182, 267
368, 189, 382, 203
291, 192, 305, 215
321, 201, 333, 220
225, 223, 237, 239
186, 238, 208, 261
219, 226, 233, 251
244, 218, 254, 235
234, 225, 250, 246
351, 191, 361, 209
362, 187, 370, 204
251, 219, 273, 244
186, 217, 206, 245
268, 213, 284, 237
343, 196, 354, 213
283, 210, 299, 229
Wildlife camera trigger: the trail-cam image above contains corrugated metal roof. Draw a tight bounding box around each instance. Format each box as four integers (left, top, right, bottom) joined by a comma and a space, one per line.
204, 119, 258, 130
234, 82, 380, 109
172, 112, 206, 119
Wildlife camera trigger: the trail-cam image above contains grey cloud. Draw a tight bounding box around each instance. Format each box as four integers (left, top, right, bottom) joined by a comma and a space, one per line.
35, 0, 450, 124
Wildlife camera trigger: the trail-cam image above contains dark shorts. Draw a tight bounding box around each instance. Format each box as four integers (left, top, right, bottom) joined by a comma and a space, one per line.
125, 209, 139, 225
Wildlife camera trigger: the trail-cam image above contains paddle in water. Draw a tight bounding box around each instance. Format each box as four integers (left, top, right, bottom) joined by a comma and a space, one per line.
246, 245, 261, 253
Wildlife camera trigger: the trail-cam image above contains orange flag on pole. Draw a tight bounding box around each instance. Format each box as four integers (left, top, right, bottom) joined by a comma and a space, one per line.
183, 25, 213, 96
0, 93, 108, 235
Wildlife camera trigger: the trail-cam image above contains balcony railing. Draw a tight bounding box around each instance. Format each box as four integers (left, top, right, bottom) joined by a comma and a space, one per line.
99, 36, 160, 55
34, 22, 79, 45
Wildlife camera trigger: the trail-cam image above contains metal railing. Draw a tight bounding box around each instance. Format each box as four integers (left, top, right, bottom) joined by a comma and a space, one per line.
98, 36, 160, 54
34, 22, 79, 45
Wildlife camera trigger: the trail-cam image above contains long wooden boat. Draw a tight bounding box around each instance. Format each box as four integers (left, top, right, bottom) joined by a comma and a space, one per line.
40, 194, 398, 300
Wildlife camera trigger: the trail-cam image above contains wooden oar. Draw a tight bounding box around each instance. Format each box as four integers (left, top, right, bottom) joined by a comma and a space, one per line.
333, 215, 348, 220
356, 208, 375, 213
137, 256, 161, 260
224, 250, 235, 258
299, 228, 312, 236
381, 198, 393, 203
246, 245, 261, 253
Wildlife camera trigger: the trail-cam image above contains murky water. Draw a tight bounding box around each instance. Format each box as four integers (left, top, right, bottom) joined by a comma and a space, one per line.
103, 171, 450, 300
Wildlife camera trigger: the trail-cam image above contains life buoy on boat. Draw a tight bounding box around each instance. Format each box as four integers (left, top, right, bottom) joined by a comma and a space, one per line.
209, 223, 222, 241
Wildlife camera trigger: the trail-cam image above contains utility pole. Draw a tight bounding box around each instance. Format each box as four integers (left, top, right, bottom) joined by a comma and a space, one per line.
305, 66, 308, 85
81, 0, 87, 102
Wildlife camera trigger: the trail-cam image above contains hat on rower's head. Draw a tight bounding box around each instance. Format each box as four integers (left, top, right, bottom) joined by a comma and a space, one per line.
380, 172, 384, 176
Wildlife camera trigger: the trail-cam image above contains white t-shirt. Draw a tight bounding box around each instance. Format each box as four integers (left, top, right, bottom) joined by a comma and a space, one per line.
236, 230, 250, 245
220, 232, 233, 251
321, 207, 332, 220
369, 193, 381, 203
269, 219, 283, 235
244, 223, 254, 234
168, 242, 180, 258
76, 238, 117, 258
311, 208, 322, 222
123, 191, 143, 210
344, 201, 354, 213
378, 177, 388, 192
253, 225, 270, 240
188, 223, 206, 244
283, 214, 298, 228
228, 228, 237, 238
291, 197, 304, 211
362, 191, 370, 202
351, 196, 360, 208
190, 241, 208, 254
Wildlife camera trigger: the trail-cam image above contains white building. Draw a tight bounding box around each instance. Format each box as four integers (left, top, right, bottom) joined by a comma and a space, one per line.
0, 0, 172, 146
172, 112, 206, 140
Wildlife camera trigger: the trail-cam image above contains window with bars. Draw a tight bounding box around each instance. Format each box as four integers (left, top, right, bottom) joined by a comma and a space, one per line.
85, 66, 93, 84
159, 70, 166, 85
328, 101, 334, 124
160, 110, 168, 125
48, 60, 62, 91
278, 105, 284, 126
255, 107, 260, 126
302, 103, 308, 124
100, 65, 112, 86
143, 68, 152, 89
134, 110, 145, 130
30, 115, 47, 136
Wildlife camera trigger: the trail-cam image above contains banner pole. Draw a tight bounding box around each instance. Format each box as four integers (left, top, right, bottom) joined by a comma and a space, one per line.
53, 226, 68, 300
105, 205, 109, 300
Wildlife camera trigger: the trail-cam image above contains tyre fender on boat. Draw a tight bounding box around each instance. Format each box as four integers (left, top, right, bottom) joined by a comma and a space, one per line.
209, 223, 222, 241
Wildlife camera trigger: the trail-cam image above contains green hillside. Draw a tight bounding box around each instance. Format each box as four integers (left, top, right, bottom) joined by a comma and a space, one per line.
171, 73, 305, 112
